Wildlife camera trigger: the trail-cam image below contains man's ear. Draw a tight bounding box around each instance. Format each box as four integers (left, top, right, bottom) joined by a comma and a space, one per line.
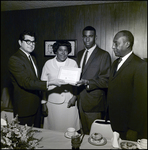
95, 35, 97, 41
18, 40, 21, 46
126, 41, 130, 48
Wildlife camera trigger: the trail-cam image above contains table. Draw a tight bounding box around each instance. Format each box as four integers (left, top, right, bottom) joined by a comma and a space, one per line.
33, 127, 137, 149
1, 113, 137, 149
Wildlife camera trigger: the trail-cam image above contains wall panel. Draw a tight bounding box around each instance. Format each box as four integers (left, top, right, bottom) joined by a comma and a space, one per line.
1, 1, 147, 90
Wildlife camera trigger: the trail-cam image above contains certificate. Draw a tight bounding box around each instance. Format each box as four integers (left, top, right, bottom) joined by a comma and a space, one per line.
58, 66, 81, 84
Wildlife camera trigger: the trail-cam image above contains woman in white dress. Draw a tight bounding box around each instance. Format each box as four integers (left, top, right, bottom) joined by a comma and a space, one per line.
41, 40, 80, 132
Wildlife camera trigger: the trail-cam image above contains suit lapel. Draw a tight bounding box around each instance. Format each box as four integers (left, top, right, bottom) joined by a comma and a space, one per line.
18, 50, 38, 78
18, 50, 30, 66
112, 54, 134, 79
82, 47, 98, 75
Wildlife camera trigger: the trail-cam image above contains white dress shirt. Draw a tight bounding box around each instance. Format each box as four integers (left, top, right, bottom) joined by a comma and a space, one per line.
29, 55, 38, 77
20, 48, 38, 77
117, 51, 133, 71
80, 44, 96, 68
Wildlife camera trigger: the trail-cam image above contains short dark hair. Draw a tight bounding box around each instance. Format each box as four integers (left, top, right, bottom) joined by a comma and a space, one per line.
118, 30, 134, 48
53, 40, 72, 54
19, 30, 36, 41
82, 26, 96, 35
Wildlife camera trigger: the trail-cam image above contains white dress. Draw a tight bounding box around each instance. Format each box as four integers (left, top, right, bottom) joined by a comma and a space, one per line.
41, 57, 80, 132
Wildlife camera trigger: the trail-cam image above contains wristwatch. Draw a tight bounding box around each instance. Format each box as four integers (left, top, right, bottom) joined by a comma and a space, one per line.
85, 80, 89, 89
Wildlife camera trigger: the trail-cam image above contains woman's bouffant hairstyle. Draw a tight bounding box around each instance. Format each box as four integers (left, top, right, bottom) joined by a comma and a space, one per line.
52, 40, 72, 54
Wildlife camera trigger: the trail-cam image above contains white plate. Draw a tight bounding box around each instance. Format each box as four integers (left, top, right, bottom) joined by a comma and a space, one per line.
88, 137, 107, 146
120, 141, 137, 149
64, 132, 79, 139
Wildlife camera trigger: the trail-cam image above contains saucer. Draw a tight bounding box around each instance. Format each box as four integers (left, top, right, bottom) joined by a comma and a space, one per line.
137, 143, 142, 149
120, 141, 137, 149
64, 132, 79, 139
88, 137, 107, 146
136, 143, 147, 149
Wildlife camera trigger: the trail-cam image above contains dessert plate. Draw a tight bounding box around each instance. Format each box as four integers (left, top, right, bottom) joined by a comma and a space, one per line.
120, 141, 137, 149
88, 137, 107, 146
64, 132, 79, 139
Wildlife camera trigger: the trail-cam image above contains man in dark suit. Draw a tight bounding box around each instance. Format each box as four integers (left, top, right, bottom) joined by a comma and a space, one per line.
107, 30, 147, 141
76, 26, 111, 134
8, 30, 64, 127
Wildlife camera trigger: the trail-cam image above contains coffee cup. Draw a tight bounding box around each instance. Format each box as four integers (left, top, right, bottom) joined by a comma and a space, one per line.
67, 127, 75, 137
137, 139, 147, 149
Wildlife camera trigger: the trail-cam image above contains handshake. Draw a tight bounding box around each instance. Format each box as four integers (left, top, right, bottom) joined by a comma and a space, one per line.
47, 78, 89, 90
47, 79, 67, 89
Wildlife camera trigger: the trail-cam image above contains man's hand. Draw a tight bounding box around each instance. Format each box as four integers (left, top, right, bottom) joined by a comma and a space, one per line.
76, 79, 89, 86
48, 79, 67, 87
67, 96, 77, 108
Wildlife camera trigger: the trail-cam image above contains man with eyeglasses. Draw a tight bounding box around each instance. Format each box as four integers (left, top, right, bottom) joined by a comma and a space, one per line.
8, 30, 65, 128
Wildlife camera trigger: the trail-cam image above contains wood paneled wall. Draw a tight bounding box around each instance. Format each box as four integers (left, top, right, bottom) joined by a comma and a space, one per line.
1, 1, 147, 90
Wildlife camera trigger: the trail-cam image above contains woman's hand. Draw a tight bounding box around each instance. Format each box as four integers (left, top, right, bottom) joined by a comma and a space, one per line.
48, 79, 67, 88
67, 96, 77, 108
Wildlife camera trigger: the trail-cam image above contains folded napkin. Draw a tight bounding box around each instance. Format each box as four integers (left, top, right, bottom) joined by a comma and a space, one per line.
1, 118, 7, 126
111, 131, 121, 148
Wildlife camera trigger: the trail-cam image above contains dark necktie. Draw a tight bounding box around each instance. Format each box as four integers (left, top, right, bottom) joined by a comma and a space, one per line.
29, 55, 38, 77
113, 57, 122, 76
117, 57, 122, 69
81, 50, 88, 73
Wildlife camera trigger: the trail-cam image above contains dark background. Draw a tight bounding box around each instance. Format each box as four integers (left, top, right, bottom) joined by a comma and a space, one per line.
1, 1, 147, 93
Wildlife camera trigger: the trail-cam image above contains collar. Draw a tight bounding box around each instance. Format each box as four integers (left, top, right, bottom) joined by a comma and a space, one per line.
121, 51, 133, 62
53, 56, 69, 68
20, 48, 30, 58
85, 44, 96, 52
55, 55, 67, 63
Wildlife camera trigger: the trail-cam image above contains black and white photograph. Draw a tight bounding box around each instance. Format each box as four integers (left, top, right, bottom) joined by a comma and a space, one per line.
1, 1, 147, 149
45, 40, 76, 56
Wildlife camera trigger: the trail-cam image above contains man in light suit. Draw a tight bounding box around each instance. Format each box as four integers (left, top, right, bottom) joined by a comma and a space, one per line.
107, 30, 147, 141
76, 26, 111, 134
8, 30, 64, 127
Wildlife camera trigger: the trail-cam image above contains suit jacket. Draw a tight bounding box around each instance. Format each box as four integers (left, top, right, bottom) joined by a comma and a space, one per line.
108, 53, 147, 138
8, 49, 47, 117
77, 46, 111, 112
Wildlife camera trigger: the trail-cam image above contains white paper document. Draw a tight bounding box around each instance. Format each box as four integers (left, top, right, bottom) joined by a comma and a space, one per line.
58, 66, 81, 85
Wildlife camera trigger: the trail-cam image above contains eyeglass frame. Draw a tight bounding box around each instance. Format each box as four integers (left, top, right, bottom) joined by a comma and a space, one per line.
23, 40, 36, 45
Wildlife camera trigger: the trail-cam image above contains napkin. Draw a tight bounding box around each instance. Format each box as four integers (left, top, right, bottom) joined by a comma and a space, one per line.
111, 131, 121, 148
1, 118, 7, 126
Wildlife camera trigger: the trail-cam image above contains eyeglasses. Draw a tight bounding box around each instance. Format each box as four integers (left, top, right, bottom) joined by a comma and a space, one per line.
23, 40, 36, 45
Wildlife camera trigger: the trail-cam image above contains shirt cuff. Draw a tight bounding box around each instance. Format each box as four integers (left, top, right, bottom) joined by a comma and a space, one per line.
47, 81, 50, 89
85, 80, 89, 89
86, 84, 89, 89
41, 100, 47, 104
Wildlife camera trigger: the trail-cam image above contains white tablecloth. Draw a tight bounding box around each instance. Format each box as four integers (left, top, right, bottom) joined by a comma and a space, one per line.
33, 127, 136, 149
1, 112, 137, 149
